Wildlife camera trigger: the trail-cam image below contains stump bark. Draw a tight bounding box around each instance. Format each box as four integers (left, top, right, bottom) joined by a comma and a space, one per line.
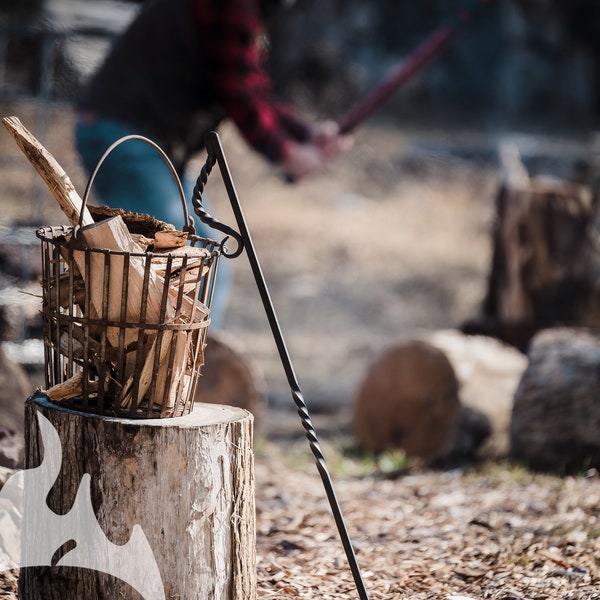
510, 327, 600, 473
464, 168, 600, 351
19, 393, 256, 600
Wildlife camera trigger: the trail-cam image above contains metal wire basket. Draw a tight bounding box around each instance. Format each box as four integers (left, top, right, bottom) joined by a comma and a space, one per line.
37, 136, 223, 418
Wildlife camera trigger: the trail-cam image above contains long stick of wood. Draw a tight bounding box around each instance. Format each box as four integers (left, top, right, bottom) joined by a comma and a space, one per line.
2, 116, 94, 226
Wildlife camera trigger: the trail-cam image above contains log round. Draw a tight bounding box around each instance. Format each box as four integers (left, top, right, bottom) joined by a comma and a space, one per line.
194, 333, 263, 419
19, 393, 255, 600
353, 340, 461, 462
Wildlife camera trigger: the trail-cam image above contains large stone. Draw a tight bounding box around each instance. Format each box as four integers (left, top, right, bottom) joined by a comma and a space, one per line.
510, 327, 600, 472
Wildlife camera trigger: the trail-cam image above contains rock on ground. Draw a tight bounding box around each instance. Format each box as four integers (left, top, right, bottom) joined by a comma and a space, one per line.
511, 327, 600, 473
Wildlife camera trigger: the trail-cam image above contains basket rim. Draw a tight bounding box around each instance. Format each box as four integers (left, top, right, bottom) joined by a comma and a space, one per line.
36, 225, 222, 258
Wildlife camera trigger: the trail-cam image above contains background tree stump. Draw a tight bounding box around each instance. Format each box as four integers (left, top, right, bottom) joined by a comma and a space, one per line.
20, 393, 256, 600
510, 327, 600, 473
194, 333, 263, 423
464, 153, 600, 351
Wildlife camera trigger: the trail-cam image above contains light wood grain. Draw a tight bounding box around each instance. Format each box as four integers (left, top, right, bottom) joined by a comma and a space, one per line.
2, 116, 94, 226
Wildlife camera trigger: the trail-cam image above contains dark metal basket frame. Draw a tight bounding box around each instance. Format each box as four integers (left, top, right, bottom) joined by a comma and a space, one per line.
38, 134, 224, 418
38, 225, 221, 418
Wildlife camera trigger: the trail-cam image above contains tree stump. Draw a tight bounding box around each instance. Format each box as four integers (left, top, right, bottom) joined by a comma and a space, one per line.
510, 327, 600, 473
463, 159, 600, 351
19, 392, 256, 600
352, 340, 461, 462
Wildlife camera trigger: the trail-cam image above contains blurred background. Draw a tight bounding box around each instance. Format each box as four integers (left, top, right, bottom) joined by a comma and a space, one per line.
2, 0, 600, 131
1, 0, 600, 441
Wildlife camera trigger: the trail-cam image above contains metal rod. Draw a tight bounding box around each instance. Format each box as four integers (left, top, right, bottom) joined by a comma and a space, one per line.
193, 131, 370, 600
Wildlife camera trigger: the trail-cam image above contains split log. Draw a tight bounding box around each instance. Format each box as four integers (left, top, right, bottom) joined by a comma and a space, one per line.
464, 147, 600, 351
510, 327, 600, 473
353, 340, 461, 462
45, 373, 97, 403
426, 329, 528, 458
20, 392, 256, 599
2, 117, 93, 227
73, 215, 171, 348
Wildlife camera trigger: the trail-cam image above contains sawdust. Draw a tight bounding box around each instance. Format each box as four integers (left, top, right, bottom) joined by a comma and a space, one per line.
255, 441, 600, 599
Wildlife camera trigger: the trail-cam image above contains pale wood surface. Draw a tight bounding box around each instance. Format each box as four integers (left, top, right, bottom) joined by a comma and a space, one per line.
74, 215, 169, 349
2, 117, 94, 227
20, 394, 256, 600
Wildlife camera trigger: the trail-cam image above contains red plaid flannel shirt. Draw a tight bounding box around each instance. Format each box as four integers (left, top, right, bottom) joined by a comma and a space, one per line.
195, 0, 312, 162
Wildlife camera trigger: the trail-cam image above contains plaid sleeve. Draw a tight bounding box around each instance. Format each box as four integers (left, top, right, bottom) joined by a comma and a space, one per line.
195, 0, 312, 162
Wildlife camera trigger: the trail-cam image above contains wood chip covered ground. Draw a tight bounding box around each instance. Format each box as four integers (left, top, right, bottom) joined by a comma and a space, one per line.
255, 436, 600, 599
2, 442, 599, 599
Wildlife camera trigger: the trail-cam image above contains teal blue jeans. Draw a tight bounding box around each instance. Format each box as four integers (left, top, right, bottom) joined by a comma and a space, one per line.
75, 118, 231, 326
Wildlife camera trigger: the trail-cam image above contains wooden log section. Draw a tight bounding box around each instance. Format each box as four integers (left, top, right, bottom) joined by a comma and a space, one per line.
463, 144, 600, 351
353, 340, 461, 463
2, 116, 94, 227
20, 393, 256, 600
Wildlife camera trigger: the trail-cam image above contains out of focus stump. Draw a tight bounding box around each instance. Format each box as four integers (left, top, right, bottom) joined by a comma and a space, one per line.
464, 148, 600, 351
510, 327, 600, 473
194, 333, 263, 420
353, 340, 461, 462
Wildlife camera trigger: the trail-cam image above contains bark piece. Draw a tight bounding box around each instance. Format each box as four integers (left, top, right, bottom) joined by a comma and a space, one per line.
152, 230, 187, 250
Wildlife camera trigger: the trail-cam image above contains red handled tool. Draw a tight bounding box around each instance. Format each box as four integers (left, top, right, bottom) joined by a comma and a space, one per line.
338, 0, 499, 134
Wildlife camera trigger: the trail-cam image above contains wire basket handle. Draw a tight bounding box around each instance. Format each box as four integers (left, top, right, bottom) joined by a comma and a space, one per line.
79, 135, 194, 234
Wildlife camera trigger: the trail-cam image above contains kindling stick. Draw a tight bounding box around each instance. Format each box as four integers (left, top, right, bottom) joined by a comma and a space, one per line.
338, 0, 499, 135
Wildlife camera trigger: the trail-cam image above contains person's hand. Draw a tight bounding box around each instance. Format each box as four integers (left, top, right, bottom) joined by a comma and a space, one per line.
282, 121, 353, 181
310, 120, 353, 159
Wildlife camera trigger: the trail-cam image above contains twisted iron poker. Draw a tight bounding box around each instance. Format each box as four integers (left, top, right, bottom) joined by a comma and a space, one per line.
192, 130, 370, 600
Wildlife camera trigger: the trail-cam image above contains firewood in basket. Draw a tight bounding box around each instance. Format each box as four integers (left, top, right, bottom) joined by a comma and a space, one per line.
2, 116, 94, 227
151, 246, 211, 280
152, 230, 188, 250
47, 272, 86, 312
45, 373, 98, 402
73, 215, 174, 348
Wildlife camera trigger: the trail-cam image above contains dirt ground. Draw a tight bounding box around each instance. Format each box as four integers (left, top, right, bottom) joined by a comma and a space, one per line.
1, 102, 600, 598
